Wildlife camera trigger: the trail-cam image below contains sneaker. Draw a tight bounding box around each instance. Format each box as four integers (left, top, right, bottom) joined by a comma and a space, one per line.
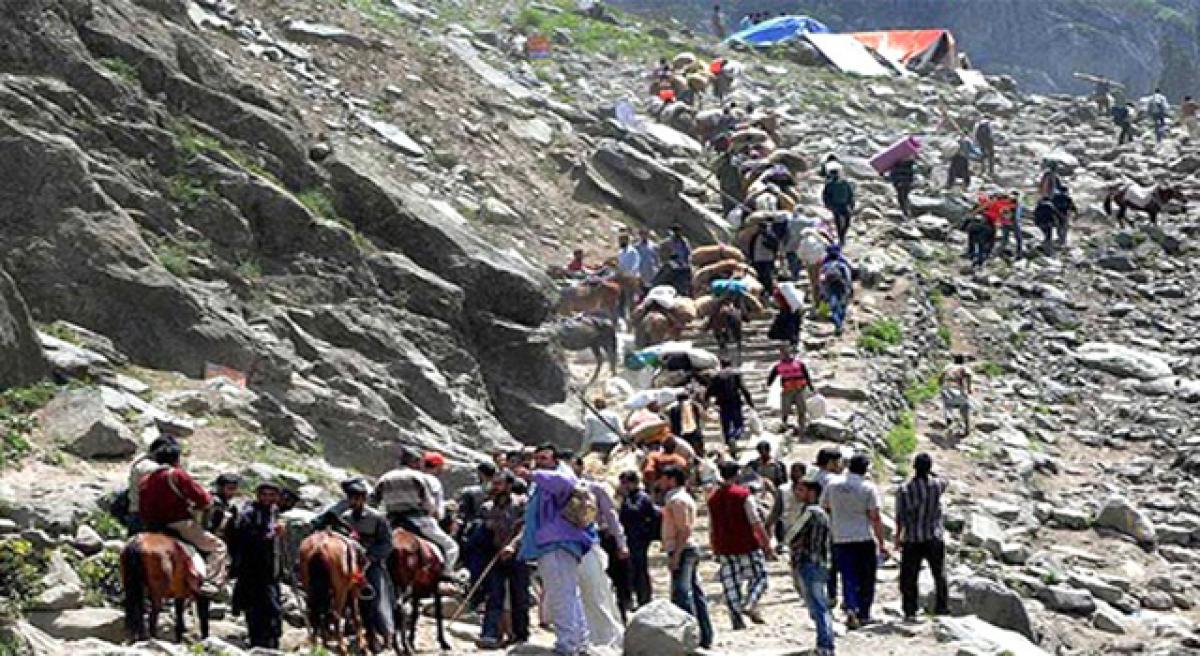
844, 611, 860, 630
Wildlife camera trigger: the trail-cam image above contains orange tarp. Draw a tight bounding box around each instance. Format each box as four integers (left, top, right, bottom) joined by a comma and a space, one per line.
850, 30, 957, 68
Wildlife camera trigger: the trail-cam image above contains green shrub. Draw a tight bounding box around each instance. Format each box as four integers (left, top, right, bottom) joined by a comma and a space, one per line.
978, 361, 1004, 378
858, 318, 902, 354
157, 243, 193, 278
99, 57, 139, 83
296, 189, 338, 222
76, 550, 122, 606
885, 411, 918, 469
168, 174, 209, 208
236, 259, 263, 280
0, 383, 57, 469
0, 539, 49, 613
904, 374, 941, 406
937, 324, 952, 347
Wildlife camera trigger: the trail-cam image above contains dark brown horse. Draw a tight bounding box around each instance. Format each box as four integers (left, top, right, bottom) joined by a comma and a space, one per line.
709, 298, 744, 363
551, 314, 619, 383
121, 533, 210, 642
387, 528, 450, 654
1104, 183, 1186, 225
298, 530, 366, 654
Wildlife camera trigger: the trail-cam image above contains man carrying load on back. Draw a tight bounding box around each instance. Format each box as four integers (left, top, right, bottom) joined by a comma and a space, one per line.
821, 164, 856, 246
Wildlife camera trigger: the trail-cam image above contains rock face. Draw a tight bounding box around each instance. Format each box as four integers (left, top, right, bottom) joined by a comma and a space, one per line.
26, 608, 125, 643
40, 388, 137, 459
0, 0, 581, 472
934, 616, 1049, 656
0, 266, 49, 389
956, 577, 1034, 640
623, 599, 700, 656
1073, 342, 1174, 380
1094, 497, 1157, 544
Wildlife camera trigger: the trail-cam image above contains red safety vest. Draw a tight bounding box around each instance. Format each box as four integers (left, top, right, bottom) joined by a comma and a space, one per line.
775, 359, 809, 392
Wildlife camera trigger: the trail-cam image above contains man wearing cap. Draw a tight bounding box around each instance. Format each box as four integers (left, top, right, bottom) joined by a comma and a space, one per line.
341, 478, 396, 649
139, 442, 228, 597
204, 473, 241, 542
230, 481, 283, 649
125, 436, 176, 534
784, 468, 835, 656
373, 447, 460, 574
475, 470, 529, 649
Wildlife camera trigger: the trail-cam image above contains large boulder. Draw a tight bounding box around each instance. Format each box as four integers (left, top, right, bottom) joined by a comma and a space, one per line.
934, 616, 1049, 656
1094, 496, 1156, 544
26, 608, 125, 642
578, 139, 728, 246
41, 388, 137, 459
956, 577, 1034, 639
1073, 342, 1174, 380
0, 266, 49, 389
623, 599, 700, 656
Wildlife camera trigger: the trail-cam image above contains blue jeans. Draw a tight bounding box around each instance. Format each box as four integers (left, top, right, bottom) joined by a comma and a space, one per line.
718, 402, 744, 447
827, 288, 847, 333
785, 251, 802, 281
834, 541, 878, 621
482, 561, 530, 641
670, 547, 713, 648
797, 562, 835, 651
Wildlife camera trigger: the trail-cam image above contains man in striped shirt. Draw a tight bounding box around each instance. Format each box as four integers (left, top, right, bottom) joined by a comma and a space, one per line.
894, 452, 950, 621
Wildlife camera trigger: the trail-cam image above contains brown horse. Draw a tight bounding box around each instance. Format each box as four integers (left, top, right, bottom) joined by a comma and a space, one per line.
709, 299, 744, 363
387, 527, 450, 654
557, 280, 621, 320
121, 533, 210, 642
1104, 183, 1186, 225
298, 530, 366, 654
635, 308, 681, 348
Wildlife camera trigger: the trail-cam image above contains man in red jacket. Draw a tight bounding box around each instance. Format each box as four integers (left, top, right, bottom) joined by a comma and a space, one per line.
138, 442, 227, 596
707, 460, 774, 630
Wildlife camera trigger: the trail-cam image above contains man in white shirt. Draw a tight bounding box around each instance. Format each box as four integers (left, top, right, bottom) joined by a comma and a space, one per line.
820, 453, 888, 628
616, 232, 641, 321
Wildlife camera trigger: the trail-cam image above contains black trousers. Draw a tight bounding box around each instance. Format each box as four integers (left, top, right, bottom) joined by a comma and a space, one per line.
900, 539, 949, 617
245, 583, 282, 649
601, 532, 635, 621
628, 541, 653, 609
894, 184, 912, 217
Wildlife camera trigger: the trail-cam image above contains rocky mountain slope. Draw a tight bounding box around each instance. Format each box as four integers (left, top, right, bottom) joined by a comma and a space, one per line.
615, 0, 1200, 98
2, 0, 1200, 654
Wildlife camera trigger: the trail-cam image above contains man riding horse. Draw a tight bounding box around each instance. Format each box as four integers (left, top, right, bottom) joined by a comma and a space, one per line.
372, 447, 460, 578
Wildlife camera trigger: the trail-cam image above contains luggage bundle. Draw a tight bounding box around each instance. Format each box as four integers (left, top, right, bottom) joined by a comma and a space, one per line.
692, 258, 756, 293
690, 244, 745, 268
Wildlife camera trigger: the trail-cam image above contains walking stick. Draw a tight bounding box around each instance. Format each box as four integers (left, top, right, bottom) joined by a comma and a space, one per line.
448, 533, 522, 625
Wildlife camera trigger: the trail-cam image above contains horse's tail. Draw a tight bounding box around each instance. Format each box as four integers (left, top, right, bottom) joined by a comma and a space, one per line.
306, 550, 332, 636
121, 540, 145, 638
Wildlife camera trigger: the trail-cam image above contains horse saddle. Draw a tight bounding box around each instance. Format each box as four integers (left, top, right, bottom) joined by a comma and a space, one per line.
1126, 184, 1154, 208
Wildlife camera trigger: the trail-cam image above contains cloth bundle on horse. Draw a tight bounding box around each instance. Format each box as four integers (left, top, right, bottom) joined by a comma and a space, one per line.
1104, 183, 1185, 225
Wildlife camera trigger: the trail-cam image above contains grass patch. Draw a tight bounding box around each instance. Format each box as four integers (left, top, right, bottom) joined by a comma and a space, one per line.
904, 373, 941, 406
174, 124, 222, 159
977, 361, 1004, 378
858, 318, 902, 354
884, 410, 918, 471
75, 550, 122, 607
236, 258, 263, 280
0, 539, 49, 614
168, 174, 210, 208
156, 239, 211, 278
297, 189, 338, 221
0, 382, 58, 469
514, 2, 668, 59
937, 324, 952, 348
99, 57, 139, 84
232, 438, 332, 487
38, 322, 81, 346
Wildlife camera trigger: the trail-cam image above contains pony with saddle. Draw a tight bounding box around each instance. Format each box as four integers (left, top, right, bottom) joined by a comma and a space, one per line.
1104, 183, 1186, 225
298, 529, 367, 654
388, 527, 451, 654
121, 532, 211, 642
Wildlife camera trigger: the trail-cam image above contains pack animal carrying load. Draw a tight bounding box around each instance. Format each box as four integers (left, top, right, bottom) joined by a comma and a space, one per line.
690, 244, 746, 268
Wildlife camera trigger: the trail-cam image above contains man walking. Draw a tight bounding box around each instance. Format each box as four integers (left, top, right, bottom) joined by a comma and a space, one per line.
887, 156, 916, 218
974, 117, 996, 175
941, 354, 974, 435
894, 453, 950, 622
813, 447, 845, 606
518, 445, 596, 656
785, 469, 835, 656
659, 466, 713, 649
579, 474, 626, 648
373, 447, 459, 573
204, 473, 241, 541
821, 453, 888, 628
1112, 102, 1134, 145
476, 470, 530, 649
229, 481, 284, 649
616, 232, 641, 322
766, 346, 816, 436
635, 228, 660, 295
821, 163, 856, 246
708, 460, 773, 630
618, 471, 657, 611
704, 356, 756, 451
748, 440, 788, 549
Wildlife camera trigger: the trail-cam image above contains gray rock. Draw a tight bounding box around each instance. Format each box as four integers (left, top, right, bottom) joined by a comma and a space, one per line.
41, 388, 137, 459
282, 20, 369, 48
1073, 342, 1174, 380
976, 91, 1018, 117
964, 513, 1004, 557
509, 117, 554, 146
28, 584, 82, 611
26, 608, 125, 642
1096, 253, 1137, 271
360, 116, 426, 157
0, 266, 49, 389
1037, 584, 1097, 615
623, 599, 700, 656
957, 576, 1034, 639
1092, 601, 1129, 634
73, 525, 104, 555
1049, 506, 1090, 530
807, 417, 852, 442
478, 197, 524, 225
934, 616, 1048, 656
1094, 496, 1156, 544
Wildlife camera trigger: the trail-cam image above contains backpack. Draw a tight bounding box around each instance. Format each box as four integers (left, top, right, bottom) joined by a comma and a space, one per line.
821, 261, 849, 293
562, 482, 598, 528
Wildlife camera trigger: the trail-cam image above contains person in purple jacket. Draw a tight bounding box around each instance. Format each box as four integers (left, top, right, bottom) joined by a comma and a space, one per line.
518, 444, 597, 655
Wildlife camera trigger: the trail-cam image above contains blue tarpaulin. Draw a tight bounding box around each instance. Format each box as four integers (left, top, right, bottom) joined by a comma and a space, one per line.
724, 15, 831, 46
